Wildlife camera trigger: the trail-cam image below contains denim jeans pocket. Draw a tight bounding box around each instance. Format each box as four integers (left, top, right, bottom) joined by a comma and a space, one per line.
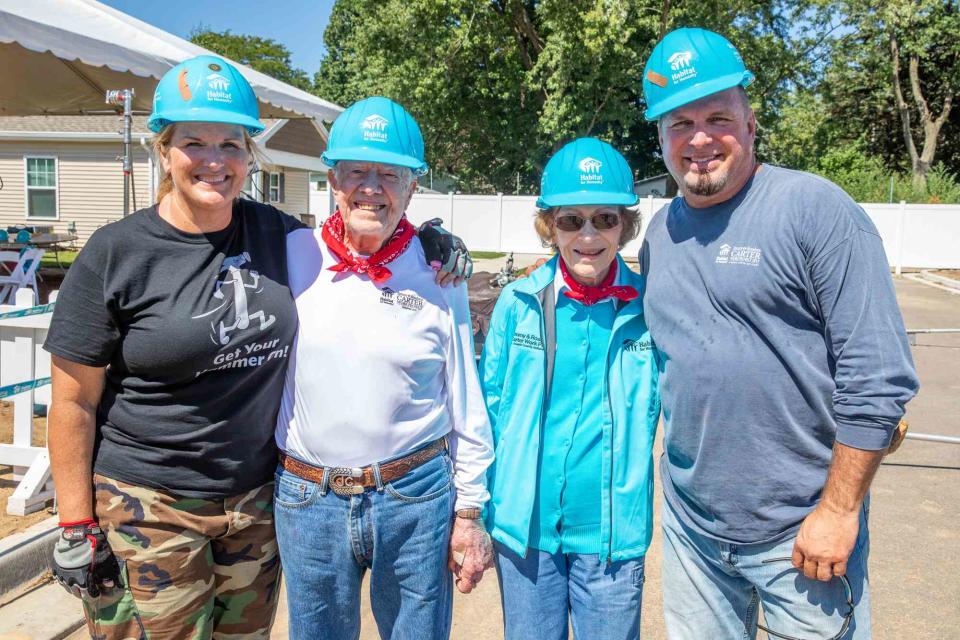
273, 466, 319, 508
632, 558, 646, 588
385, 454, 453, 504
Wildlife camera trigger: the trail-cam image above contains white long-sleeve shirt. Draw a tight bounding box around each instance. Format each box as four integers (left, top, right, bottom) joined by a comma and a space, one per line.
276, 228, 493, 509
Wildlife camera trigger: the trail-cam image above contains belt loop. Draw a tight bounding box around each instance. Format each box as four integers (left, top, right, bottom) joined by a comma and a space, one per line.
372, 462, 384, 492
319, 466, 331, 497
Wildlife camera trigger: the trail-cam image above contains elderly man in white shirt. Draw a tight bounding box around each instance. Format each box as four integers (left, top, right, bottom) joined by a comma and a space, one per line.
273, 96, 494, 640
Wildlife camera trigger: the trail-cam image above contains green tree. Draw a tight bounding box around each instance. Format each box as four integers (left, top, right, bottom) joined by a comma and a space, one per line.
190, 28, 313, 92
763, 90, 833, 171
316, 0, 813, 193
815, 0, 959, 190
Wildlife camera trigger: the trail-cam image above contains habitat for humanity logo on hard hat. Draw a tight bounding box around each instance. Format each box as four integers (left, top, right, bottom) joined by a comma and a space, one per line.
578, 157, 604, 185
362, 114, 389, 143
667, 51, 696, 84
205, 64, 233, 104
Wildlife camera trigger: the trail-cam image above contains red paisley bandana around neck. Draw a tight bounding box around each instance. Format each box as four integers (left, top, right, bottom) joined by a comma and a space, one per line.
321, 210, 416, 284
559, 258, 638, 306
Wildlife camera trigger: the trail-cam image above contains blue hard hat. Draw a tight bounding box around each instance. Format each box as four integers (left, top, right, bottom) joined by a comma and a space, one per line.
148, 55, 264, 135
642, 28, 754, 121
322, 96, 428, 175
536, 138, 639, 209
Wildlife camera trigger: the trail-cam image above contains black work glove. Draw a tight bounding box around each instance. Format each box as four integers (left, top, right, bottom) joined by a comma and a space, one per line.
417, 218, 474, 280
51, 519, 122, 600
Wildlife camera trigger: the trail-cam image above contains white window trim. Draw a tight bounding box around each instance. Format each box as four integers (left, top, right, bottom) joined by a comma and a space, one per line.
268, 172, 282, 203
23, 155, 60, 221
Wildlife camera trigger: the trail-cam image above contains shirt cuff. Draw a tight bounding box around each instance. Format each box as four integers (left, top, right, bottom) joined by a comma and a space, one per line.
835, 417, 899, 451
453, 490, 488, 512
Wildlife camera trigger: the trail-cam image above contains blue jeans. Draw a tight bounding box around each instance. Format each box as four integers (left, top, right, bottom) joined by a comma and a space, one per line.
274, 452, 454, 640
494, 541, 645, 640
661, 495, 872, 639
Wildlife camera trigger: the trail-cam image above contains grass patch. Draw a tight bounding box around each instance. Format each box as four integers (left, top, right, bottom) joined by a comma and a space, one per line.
40, 250, 78, 268
470, 251, 506, 260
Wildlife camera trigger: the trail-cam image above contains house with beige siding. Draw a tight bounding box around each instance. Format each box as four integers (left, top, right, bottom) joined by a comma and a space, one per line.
0, 115, 328, 246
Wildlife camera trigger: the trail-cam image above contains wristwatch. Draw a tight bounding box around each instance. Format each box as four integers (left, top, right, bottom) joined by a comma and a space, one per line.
455, 507, 482, 520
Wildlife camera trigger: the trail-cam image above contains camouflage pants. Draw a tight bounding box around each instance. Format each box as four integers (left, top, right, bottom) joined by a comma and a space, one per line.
83, 474, 281, 640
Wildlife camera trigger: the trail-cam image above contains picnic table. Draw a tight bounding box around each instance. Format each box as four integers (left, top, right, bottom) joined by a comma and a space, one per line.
0, 233, 77, 272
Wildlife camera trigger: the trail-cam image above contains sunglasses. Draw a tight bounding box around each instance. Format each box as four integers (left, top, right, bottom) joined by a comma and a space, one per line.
554, 212, 622, 232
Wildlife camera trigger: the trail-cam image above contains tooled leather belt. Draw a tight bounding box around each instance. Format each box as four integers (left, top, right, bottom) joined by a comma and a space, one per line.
278, 437, 447, 497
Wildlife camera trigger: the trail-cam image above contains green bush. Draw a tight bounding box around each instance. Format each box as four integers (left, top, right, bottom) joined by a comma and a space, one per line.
814, 146, 889, 203
893, 164, 960, 204
813, 145, 960, 204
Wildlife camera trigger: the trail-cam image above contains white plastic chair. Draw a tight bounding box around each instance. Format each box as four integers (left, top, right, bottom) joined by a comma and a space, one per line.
0, 248, 45, 304
0, 250, 21, 275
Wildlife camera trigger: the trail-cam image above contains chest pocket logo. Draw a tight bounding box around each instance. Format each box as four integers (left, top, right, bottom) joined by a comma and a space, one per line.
512, 332, 544, 351
622, 338, 654, 353
715, 243, 762, 266
380, 287, 424, 312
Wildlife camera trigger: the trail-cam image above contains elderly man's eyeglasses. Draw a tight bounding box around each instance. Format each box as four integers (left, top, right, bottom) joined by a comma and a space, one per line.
554, 212, 621, 232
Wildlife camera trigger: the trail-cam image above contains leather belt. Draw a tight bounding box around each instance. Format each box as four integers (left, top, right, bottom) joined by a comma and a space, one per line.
279, 437, 447, 497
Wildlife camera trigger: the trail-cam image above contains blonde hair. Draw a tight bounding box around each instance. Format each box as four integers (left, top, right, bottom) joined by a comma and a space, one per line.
533, 205, 641, 250
152, 124, 265, 203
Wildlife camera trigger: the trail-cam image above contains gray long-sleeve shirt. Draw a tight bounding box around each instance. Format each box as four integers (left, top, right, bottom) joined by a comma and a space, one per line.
639, 165, 919, 544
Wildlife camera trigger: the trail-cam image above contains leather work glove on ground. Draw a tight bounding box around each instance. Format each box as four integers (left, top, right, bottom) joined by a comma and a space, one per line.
418, 218, 474, 281
51, 519, 123, 601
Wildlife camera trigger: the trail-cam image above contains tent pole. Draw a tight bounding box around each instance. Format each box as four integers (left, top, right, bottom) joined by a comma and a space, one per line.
106, 89, 135, 215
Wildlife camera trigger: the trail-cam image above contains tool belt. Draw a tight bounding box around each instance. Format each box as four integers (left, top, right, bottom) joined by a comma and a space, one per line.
279, 437, 447, 497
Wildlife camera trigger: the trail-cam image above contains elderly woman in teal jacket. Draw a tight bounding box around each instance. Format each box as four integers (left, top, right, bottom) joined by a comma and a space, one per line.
480, 138, 660, 640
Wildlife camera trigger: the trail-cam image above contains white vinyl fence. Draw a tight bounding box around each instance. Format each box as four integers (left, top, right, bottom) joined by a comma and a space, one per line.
314, 192, 960, 269
0, 288, 55, 515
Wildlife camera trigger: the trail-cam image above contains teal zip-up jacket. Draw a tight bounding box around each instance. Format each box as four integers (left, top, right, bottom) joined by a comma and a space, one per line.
479, 255, 661, 562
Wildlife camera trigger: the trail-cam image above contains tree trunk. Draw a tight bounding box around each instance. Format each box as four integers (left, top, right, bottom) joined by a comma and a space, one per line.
889, 33, 954, 193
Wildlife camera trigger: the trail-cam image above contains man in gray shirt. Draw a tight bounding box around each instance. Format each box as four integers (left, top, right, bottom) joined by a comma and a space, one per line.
639, 28, 918, 639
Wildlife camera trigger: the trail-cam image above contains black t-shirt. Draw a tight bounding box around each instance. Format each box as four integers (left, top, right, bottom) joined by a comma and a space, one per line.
44, 200, 303, 498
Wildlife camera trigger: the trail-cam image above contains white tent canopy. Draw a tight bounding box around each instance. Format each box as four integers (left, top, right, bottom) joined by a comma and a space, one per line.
0, 0, 341, 122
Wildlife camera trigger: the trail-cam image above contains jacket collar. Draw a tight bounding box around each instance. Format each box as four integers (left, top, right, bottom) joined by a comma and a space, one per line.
512, 255, 559, 296
514, 254, 646, 316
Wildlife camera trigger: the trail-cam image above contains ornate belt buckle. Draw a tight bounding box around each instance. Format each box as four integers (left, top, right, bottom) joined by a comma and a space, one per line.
328, 467, 364, 496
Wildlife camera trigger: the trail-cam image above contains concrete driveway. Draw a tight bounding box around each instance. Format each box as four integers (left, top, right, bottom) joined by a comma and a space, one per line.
53, 275, 954, 640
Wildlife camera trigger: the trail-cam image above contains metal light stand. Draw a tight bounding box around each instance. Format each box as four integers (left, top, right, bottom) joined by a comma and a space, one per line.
105, 89, 135, 215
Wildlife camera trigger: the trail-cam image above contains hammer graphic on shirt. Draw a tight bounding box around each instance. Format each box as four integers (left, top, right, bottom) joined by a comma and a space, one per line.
192, 252, 276, 345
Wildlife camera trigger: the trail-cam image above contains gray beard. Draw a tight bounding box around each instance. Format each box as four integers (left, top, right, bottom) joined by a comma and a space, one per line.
686, 169, 728, 197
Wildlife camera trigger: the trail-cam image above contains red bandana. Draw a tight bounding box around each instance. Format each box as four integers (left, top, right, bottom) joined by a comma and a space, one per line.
321, 210, 416, 284
559, 258, 638, 306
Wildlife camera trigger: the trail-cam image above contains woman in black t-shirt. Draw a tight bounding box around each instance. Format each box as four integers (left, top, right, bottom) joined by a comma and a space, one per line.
44, 55, 297, 640
43, 56, 466, 639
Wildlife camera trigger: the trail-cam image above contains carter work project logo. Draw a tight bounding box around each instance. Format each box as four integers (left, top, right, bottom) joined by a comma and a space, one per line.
579, 157, 604, 185
205, 73, 233, 104
512, 332, 544, 351
668, 51, 697, 84
362, 114, 389, 143
379, 287, 424, 312
715, 243, 762, 266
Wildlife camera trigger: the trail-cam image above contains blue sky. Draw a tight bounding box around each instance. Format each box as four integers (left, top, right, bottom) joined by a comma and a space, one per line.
100, 0, 336, 74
